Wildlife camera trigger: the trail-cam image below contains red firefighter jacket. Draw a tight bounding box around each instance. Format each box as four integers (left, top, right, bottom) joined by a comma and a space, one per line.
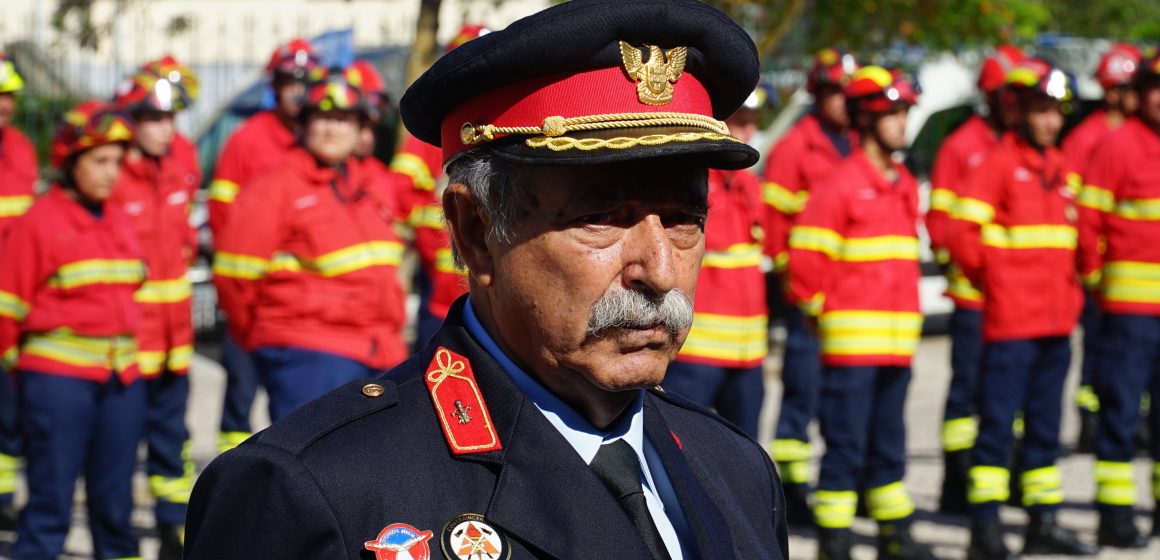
111, 133, 201, 376
207, 110, 297, 237
788, 150, 922, 367
0, 187, 145, 382
390, 134, 467, 320
1077, 117, 1160, 315
213, 148, 406, 369
676, 168, 768, 368
926, 116, 1000, 310
949, 132, 1082, 341
0, 126, 39, 236
1062, 109, 1117, 190
761, 114, 850, 271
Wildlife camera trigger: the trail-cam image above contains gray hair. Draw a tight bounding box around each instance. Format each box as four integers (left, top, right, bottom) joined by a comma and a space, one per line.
444, 150, 523, 269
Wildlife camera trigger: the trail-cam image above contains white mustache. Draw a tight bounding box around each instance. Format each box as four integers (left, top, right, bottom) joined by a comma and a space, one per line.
586, 288, 694, 337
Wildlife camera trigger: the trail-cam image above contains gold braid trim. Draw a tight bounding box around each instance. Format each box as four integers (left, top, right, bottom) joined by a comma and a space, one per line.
460, 112, 731, 145
527, 132, 742, 152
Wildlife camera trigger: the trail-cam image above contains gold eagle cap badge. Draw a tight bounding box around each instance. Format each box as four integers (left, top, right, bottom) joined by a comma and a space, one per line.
619, 41, 688, 105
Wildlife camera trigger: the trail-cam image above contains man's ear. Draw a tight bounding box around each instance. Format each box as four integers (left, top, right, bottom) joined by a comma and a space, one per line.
443, 183, 495, 287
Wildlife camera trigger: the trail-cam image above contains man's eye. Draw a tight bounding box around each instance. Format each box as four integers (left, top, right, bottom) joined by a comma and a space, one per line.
576, 212, 614, 225
662, 211, 706, 228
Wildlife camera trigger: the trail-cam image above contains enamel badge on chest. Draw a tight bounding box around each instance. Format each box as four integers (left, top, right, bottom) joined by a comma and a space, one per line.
365, 523, 434, 560
440, 514, 511, 560
426, 347, 502, 455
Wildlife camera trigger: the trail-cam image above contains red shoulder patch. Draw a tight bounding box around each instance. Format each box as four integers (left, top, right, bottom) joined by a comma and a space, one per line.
425, 346, 502, 455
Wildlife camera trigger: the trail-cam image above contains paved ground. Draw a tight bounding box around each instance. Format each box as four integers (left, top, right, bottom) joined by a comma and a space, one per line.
1, 333, 1157, 559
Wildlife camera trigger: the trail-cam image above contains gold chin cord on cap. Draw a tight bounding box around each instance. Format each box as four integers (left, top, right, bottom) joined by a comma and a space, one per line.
459, 112, 737, 151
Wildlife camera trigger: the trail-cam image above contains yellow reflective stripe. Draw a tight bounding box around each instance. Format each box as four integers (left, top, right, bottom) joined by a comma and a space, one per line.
1102, 261, 1160, 304
981, 224, 1076, 250
0, 194, 34, 217
218, 431, 251, 454
678, 312, 768, 362
1066, 172, 1083, 194
408, 205, 445, 230
780, 460, 810, 485
701, 243, 763, 269
1153, 464, 1160, 500
1078, 184, 1115, 213
134, 278, 193, 304
1115, 197, 1160, 221
208, 179, 240, 204
945, 264, 983, 302
770, 439, 812, 463
800, 292, 824, 318
762, 181, 807, 214
789, 226, 842, 259
929, 188, 955, 213
0, 453, 17, 494
819, 311, 923, 357
969, 465, 1010, 504
1082, 269, 1102, 290
0, 290, 30, 321
840, 235, 919, 262
951, 197, 995, 225
213, 252, 270, 280
434, 247, 467, 275
942, 417, 978, 452
312, 241, 404, 277
866, 481, 915, 522
22, 330, 136, 370
48, 259, 145, 290
1075, 384, 1100, 413
814, 490, 858, 529
1095, 461, 1136, 506
2, 346, 17, 369
150, 473, 193, 505
390, 152, 436, 191
1021, 465, 1063, 507
137, 344, 194, 376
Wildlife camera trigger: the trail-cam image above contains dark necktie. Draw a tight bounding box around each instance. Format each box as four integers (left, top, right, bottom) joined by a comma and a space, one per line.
590, 439, 673, 560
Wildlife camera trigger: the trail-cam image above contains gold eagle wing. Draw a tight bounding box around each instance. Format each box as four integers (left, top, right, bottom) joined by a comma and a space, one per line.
619, 40, 645, 80
665, 47, 687, 82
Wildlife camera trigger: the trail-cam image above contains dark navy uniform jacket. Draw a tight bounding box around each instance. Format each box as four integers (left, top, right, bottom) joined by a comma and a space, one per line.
186, 299, 789, 559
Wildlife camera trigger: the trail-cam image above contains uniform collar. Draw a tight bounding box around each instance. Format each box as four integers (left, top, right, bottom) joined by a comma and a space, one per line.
47, 185, 115, 228
850, 148, 909, 193
1002, 131, 1060, 174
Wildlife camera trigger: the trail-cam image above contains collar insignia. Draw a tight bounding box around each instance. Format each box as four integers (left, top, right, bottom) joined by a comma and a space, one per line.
426, 347, 502, 455
365, 523, 434, 560
619, 41, 687, 105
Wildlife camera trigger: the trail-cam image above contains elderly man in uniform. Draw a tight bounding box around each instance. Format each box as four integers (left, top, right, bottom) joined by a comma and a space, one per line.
184, 1, 789, 559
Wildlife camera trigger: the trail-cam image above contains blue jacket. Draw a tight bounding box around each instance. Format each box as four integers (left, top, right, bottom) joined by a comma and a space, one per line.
186, 298, 789, 559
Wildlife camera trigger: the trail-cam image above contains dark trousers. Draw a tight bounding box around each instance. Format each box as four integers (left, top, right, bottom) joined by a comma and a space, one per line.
254, 347, 376, 422
1095, 314, 1160, 464
1079, 292, 1102, 392
661, 361, 764, 439
817, 366, 911, 492
969, 337, 1070, 519
0, 366, 19, 506
943, 308, 983, 423
146, 373, 191, 527
13, 371, 145, 560
413, 267, 441, 353
773, 306, 822, 448
219, 333, 260, 441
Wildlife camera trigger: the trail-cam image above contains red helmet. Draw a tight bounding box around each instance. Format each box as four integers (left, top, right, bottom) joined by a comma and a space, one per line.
446, 24, 490, 53
51, 101, 134, 168
1095, 43, 1142, 90
344, 60, 390, 122
1005, 58, 1071, 102
304, 67, 365, 114
978, 44, 1025, 94
807, 48, 859, 95
114, 55, 198, 113
844, 66, 919, 114
266, 38, 322, 80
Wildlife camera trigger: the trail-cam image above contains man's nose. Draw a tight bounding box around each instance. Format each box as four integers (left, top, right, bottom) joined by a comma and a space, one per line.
621, 214, 677, 296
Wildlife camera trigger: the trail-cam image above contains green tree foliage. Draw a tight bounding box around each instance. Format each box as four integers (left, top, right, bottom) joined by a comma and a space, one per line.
1042, 0, 1160, 40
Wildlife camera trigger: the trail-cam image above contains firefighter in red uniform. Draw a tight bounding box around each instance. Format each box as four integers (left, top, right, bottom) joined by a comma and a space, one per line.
661, 83, 775, 439
110, 56, 201, 560
1062, 42, 1143, 452
949, 59, 1096, 559
0, 52, 37, 529
390, 24, 487, 348
0, 101, 145, 560
765, 48, 858, 525
213, 67, 407, 421
926, 44, 1025, 513
347, 61, 414, 241
1080, 51, 1160, 548
791, 67, 934, 560
209, 38, 322, 453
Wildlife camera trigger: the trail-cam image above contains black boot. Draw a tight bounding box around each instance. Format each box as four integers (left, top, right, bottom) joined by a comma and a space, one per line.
1077, 409, 1099, 455
1098, 507, 1147, 549
967, 518, 1015, 560
158, 524, 184, 560
783, 483, 814, 527
877, 520, 937, 560
0, 500, 15, 532
938, 449, 970, 514
817, 528, 852, 560
1022, 511, 1098, 556
1152, 506, 1160, 538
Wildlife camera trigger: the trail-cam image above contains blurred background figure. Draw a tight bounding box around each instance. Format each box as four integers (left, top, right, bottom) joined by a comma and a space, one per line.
764, 47, 858, 528
208, 38, 322, 455
110, 55, 202, 560
212, 66, 407, 422
0, 101, 143, 560
925, 43, 1025, 515
661, 81, 777, 440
